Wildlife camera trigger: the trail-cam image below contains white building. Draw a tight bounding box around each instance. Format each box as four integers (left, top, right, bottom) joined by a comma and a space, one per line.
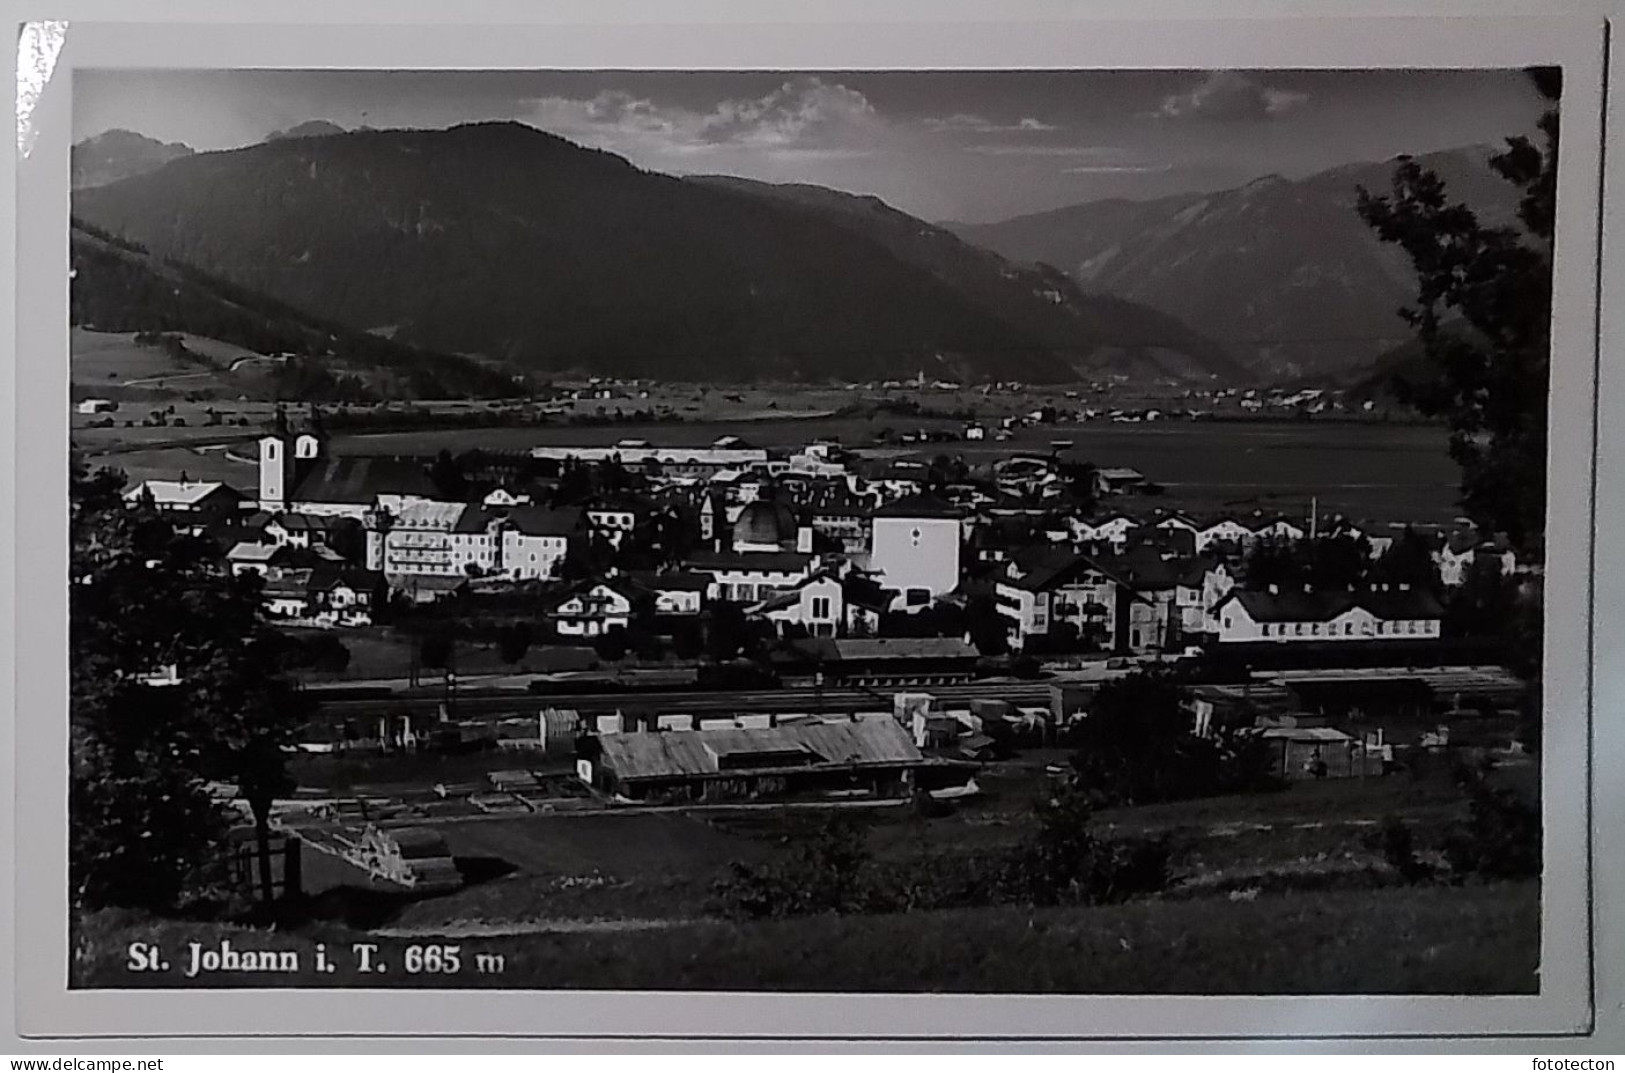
500, 506, 582, 581
869, 493, 963, 608
367, 501, 468, 577
1211, 585, 1444, 644
751, 571, 845, 638
995, 551, 1118, 651
685, 550, 818, 604
543, 580, 636, 638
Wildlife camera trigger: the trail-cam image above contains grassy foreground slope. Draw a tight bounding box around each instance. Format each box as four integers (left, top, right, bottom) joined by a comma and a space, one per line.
76, 880, 1536, 993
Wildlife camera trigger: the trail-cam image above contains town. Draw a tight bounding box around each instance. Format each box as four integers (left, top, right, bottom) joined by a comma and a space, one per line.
104, 401, 1537, 891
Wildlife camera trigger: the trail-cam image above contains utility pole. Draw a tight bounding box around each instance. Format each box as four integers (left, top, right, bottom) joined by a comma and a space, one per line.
1310, 496, 1318, 542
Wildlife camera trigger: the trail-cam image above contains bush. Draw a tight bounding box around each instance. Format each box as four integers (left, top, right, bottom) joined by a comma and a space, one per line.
1441, 763, 1540, 881
712, 785, 1169, 921
593, 626, 629, 662
1064, 669, 1282, 807
496, 622, 532, 665
418, 633, 454, 670
669, 619, 704, 661
1368, 815, 1436, 884
713, 813, 871, 919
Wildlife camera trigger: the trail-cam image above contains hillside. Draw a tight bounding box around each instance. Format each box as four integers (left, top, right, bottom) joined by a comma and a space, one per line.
951, 147, 1522, 379
72, 121, 1235, 385
70, 220, 524, 399
689, 175, 1250, 384
71, 129, 194, 190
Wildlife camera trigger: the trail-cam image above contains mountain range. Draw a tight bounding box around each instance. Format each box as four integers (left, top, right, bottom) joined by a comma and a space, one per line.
69, 121, 1240, 386
949, 147, 1522, 378
70, 120, 1524, 389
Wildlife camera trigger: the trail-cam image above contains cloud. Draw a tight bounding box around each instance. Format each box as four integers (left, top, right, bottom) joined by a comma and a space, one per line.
1060, 163, 1174, 174
527, 77, 885, 158
964, 144, 1128, 158
923, 112, 1057, 133
1156, 71, 1309, 121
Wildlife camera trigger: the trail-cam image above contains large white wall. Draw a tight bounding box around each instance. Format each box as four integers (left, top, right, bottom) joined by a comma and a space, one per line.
871, 515, 960, 598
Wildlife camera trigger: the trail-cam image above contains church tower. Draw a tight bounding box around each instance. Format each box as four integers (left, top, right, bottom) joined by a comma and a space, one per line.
258, 406, 293, 511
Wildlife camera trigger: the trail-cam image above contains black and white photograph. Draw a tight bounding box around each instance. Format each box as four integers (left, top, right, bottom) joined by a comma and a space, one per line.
35, 15, 1602, 1028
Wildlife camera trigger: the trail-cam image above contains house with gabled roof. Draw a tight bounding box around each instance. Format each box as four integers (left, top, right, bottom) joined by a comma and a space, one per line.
995, 547, 1120, 652
123, 479, 246, 531
746, 568, 845, 639
539, 575, 653, 638
628, 570, 713, 617
1211, 584, 1443, 644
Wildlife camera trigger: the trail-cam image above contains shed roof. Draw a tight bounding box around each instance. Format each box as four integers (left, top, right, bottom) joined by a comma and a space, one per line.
597, 719, 922, 782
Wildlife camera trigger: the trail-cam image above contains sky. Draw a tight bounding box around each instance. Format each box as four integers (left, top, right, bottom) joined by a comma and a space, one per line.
73, 68, 1551, 223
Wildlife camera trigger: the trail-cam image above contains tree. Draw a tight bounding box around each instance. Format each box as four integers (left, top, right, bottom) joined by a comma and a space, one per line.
706, 600, 753, 662
427, 449, 468, 502
1303, 533, 1371, 591
593, 626, 629, 662
1355, 68, 1558, 552
497, 622, 532, 664
325, 517, 367, 565
1443, 556, 1518, 638
419, 632, 454, 671
70, 459, 310, 912
1373, 527, 1441, 590
1066, 668, 1277, 807
1056, 459, 1099, 512
1243, 536, 1304, 590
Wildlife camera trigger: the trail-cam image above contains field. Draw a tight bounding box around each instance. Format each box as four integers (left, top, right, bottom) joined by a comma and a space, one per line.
80, 407, 1461, 527
329, 411, 1461, 523
68, 320, 1462, 525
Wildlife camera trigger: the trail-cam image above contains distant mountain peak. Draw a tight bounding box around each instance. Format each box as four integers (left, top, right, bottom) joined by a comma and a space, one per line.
265, 119, 348, 142
71, 129, 194, 190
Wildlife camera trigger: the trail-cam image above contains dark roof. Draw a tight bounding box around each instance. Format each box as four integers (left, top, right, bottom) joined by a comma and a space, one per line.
1221, 589, 1357, 623
1100, 546, 1184, 592
453, 506, 501, 534
786, 636, 980, 664
290, 456, 438, 504
1217, 587, 1444, 623
685, 550, 814, 573
842, 572, 896, 612
270, 512, 341, 532
1007, 548, 1111, 593
733, 497, 800, 548
630, 570, 714, 593
872, 493, 962, 520
261, 568, 315, 599
1358, 589, 1446, 619
502, 505, 584, 537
